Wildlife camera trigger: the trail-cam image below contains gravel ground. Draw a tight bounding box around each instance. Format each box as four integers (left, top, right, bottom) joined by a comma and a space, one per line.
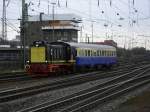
0, 77, 63, 91
114, 89, 150, 112
0, 71, 103, 91
0, 76, 113, 112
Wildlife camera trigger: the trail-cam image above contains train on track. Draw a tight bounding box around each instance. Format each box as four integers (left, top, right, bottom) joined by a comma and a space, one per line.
25, 41, 117, 76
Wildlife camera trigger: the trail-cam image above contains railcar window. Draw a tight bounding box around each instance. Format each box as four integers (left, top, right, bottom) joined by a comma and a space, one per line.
113, 51, 115, 56
90, 50, 92, 56
109, 51, 111, 56
85, 50, 88, 56
94, 51, 96, 56
80, 49, 82, 56
99, 50, 101, 56
91, 50, 92, 56
111, 51, 113, 56
88, 50, 90, 56
101, 50, 104, 56
103, 50, 105, 56
114, 51, 116, 56
97, 51, 99, 56
112, 51, 114, 56
77, 49, 80, 56
80, 49, 83, 56
107, 51, 109, 56
103, 50, 106, 56
110, 51, 112, 56
82, 50, 84, 56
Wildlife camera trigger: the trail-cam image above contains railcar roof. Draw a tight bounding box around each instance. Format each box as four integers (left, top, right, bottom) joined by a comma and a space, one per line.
67, 42, 116, 50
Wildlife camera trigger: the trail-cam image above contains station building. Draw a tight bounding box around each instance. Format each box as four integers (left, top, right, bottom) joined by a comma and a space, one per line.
26, 14, 82, 45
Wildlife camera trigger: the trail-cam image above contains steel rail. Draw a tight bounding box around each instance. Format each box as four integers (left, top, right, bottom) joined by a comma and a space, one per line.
61, 71, 150, 112
0, 64, 143, 102
0, 72, 35, 82
69, 76, 150, 112
0, 64, 143, 104
18, 65, 150, 112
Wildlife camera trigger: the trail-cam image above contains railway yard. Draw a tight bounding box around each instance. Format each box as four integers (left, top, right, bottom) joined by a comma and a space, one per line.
0, 58, 149, 112
1, 0, 150, 111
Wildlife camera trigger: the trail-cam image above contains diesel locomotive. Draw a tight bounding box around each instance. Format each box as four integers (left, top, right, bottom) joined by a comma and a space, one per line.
25, 41, 117, 76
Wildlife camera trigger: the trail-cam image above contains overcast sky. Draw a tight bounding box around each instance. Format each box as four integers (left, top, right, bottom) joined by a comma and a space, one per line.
0, 0, 150, 49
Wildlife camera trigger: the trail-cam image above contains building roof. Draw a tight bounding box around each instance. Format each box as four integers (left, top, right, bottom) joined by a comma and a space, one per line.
28, 13, 82, 23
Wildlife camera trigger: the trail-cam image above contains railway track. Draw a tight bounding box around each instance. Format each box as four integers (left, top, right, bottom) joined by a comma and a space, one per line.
0, 60, 146, 83
0, 72, 35, 82
0, 63, 148, 106
19, 65, 150, 112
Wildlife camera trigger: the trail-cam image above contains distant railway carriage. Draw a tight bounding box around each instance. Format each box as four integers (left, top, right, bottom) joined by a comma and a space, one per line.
26, 41, 117, 76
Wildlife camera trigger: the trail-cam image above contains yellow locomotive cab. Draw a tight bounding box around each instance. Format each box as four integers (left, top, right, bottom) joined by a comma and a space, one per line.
31, 47, 46, 63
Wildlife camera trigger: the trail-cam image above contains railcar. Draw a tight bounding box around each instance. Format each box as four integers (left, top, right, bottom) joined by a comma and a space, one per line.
25, 41, 117, 76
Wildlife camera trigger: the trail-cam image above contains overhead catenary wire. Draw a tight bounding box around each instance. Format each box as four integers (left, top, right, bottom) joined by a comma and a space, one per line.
0, 0, 150, 48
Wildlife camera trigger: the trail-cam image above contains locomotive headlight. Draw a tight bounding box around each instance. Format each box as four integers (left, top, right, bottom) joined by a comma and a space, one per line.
45, 60, 48, 63
36, 44, 39, 47
26, 61, 30, 63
